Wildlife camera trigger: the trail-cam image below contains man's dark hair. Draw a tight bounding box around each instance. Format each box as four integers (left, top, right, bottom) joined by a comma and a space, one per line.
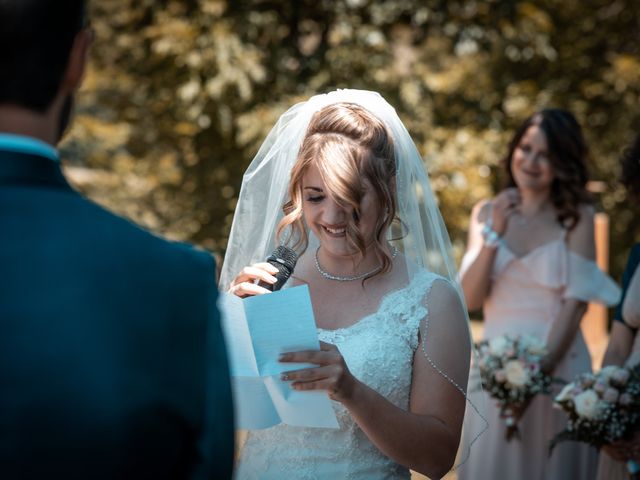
0, 0, 87, 112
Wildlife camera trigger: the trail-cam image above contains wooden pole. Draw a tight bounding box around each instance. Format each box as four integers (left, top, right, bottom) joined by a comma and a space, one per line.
581, 212, 610, 369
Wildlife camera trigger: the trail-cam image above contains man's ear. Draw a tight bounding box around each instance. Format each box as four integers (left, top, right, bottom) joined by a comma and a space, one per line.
62, 29, 92, 92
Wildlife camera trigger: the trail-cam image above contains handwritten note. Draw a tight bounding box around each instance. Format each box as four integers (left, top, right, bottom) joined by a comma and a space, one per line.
219, 285, 339, 429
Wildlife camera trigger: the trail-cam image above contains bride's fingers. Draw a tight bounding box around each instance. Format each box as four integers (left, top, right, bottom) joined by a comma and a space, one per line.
279, 349, 341, 365
290, 378, 337, 394
319, 341, 339, 352
228, 281, 272, 298
230, 265, 278, 287
252, 262, 280, 275
281, 365, 333, 383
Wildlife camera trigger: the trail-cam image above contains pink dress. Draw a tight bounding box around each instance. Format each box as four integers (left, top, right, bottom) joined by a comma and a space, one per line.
458, 235, 620, 480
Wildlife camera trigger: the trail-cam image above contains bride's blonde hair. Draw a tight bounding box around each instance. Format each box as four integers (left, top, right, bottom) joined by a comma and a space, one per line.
276, 102, 397, 277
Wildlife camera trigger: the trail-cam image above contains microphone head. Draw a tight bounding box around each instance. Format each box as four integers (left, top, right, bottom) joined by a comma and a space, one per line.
264, 245, 298, 291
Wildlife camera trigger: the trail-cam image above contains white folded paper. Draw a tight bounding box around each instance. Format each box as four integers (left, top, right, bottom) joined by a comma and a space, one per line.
219, 285, 339, 430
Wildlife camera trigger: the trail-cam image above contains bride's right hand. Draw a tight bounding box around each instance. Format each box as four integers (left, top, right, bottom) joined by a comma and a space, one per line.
490, 187, 521, 235
228, 262, 279, 298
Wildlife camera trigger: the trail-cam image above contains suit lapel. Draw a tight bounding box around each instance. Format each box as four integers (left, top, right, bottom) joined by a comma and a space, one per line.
0, 149, 73, 192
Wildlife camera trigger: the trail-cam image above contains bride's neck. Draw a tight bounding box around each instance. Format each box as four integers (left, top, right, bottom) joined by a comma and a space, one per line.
316, 245, 386, 276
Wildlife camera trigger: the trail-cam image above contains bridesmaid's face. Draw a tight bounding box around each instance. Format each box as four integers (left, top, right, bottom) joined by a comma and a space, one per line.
301, 163, 379, 257
511, 125, 555, 193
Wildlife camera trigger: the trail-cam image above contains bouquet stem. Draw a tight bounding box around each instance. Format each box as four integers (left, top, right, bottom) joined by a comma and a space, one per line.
504, 412, 520, 441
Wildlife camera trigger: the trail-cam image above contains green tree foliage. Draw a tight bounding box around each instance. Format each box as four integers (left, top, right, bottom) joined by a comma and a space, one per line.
62, 0, 640, 277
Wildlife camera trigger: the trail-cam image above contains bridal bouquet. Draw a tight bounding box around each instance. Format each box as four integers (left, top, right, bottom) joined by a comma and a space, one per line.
476, 333, 552, 441
551, 364, 640, 453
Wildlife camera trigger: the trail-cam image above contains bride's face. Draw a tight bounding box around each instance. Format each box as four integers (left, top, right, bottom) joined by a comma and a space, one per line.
301, 163, 380, 257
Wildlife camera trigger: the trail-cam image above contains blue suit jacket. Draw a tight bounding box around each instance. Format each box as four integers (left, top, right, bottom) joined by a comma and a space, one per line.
0, 150, 234, 479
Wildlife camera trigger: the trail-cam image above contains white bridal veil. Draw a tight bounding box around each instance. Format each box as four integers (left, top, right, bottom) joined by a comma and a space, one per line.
219, 89, 487, 467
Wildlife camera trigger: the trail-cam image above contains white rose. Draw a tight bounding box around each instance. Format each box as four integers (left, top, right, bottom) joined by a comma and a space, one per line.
573, 390, 602, 419
489, 336, 509, 356
504, 360, 530, 387
555, 382, 574, 403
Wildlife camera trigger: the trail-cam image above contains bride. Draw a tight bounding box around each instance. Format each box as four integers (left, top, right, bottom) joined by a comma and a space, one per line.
220, 90, 485, 479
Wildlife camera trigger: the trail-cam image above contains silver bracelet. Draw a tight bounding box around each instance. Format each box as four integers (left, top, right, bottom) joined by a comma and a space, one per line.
481, 224, 501, 248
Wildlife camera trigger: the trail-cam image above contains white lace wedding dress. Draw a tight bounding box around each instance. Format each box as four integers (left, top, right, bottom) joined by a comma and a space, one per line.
235, 269, 440, 480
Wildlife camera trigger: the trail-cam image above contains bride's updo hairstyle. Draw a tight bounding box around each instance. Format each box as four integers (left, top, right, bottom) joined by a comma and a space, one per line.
277, 102, 397, 277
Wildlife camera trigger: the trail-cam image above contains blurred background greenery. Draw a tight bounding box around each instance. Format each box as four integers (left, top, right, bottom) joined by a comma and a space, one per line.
61, 0, 639, 287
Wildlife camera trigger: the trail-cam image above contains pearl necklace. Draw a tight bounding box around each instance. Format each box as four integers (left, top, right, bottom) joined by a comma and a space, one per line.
314, 246, 398, 282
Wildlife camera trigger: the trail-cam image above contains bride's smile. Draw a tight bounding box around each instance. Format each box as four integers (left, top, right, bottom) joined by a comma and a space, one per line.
302, 163, 380, 262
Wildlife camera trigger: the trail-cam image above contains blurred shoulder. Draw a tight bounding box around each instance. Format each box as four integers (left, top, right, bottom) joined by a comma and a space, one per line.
77, 196, 217, 280
567, 203, 595, 259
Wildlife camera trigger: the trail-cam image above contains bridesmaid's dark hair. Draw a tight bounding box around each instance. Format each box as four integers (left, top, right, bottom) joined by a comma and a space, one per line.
503, 108, 592, 230
621, 133, 640, 199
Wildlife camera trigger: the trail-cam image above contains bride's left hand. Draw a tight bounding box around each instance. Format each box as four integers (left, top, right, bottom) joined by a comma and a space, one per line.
279, 341, 357, 402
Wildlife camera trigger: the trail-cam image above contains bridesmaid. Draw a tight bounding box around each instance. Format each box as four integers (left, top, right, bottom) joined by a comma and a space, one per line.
457, 109, 620, 480
596, 133, 640, 480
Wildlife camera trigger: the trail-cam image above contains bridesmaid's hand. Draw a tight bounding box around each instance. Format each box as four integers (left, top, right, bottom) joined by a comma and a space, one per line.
279, 341, 358, 402
490, 188, 521, 235
499, 397, 531, 423
228, 262, 279, 298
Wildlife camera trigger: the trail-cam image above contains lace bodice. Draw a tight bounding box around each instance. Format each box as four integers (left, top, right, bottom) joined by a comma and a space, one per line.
235, 269, 440, 480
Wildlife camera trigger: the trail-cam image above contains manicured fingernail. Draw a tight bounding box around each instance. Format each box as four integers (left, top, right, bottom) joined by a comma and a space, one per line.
279, 354, 287, 361
281, 373, 289, 381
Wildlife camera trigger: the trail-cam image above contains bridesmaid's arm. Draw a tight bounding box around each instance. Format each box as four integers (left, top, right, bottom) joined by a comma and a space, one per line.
602, 322, 636, 367
460, 200, 498, 310
622, 267, 640, 328
541, 206, 594, 373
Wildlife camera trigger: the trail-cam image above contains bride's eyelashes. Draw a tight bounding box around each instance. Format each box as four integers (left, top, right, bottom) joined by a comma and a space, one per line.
305, 195, 325, 203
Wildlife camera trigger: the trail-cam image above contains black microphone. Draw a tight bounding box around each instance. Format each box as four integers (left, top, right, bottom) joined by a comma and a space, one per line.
259, 246, 298, 291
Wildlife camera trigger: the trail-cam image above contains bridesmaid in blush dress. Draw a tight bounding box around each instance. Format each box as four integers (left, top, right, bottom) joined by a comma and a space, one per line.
457, 109, 620, 480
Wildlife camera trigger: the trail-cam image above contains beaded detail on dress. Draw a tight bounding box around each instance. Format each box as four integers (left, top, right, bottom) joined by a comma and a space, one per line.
235, 269, 442, 480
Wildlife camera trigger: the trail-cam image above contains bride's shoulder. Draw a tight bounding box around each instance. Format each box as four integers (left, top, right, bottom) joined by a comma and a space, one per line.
400, 262, 454, 299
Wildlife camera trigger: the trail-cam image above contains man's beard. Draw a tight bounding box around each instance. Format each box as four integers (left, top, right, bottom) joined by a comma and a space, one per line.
56, 94, 74, 143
